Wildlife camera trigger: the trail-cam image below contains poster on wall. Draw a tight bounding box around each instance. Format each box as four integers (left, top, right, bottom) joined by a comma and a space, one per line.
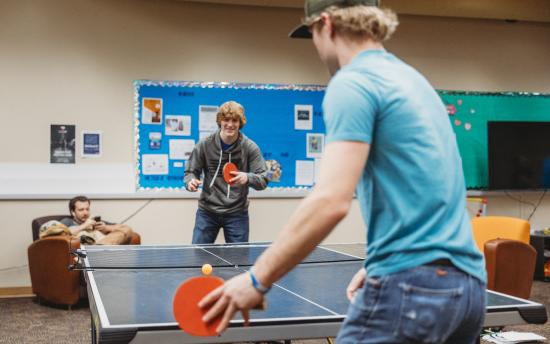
50, 124, 75, 164
81, 131, 102, 158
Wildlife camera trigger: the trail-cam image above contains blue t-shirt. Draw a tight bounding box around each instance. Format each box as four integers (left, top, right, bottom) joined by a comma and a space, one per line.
221, 140, 232, 152
323, 49, 485, 282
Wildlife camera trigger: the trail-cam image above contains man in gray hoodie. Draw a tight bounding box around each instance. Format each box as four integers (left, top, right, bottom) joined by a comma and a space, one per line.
184, 101, 268, 244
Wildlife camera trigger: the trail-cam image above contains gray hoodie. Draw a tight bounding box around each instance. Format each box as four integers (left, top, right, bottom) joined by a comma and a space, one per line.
184, 130, 268, 214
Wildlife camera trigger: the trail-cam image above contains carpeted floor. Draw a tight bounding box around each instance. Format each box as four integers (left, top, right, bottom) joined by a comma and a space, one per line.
489, 280, 550, 342
1, 282, 549, 343
0, 298, 91, 344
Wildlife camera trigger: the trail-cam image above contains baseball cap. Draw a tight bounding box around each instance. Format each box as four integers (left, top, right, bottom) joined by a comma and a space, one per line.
289, 0, 380, 39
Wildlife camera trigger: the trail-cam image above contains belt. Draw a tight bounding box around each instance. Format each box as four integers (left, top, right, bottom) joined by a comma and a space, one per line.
425, 258, 454, 267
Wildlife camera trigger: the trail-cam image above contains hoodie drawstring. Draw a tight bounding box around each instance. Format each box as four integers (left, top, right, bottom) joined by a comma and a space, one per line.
226, 153, 232, 198
209, 148, 232, 199
209, 149, 223, 189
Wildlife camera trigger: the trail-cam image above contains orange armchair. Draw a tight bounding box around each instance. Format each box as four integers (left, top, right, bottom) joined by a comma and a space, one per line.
28, 215, 141, 307
471, 216, 530, 251
471, 216, 536, 299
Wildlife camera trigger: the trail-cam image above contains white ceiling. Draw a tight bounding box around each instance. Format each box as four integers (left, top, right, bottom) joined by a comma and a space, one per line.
180, 0, 550, 23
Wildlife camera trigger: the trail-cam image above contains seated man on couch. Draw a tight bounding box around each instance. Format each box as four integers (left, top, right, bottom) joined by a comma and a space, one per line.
58, 195, 134, 245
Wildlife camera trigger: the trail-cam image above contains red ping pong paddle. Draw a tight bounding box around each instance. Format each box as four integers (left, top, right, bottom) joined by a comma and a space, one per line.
223, 162, 238, 185
173, 275, 224, 336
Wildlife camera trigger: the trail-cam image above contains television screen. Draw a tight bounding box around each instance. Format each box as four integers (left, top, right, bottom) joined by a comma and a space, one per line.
488, 121, 550, 190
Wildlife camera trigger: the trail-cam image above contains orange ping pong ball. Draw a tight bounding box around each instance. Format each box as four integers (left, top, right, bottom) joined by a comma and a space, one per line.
202, 263, 213, 275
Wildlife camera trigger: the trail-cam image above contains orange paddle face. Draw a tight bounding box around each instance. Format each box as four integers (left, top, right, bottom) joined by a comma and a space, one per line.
223, 162, 238, 185
173, 276, 224, 336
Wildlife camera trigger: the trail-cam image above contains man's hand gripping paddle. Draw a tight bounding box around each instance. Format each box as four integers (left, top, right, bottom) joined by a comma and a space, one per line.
173, 273, 224, 336
173, 264, 267, 337
223, 162, 238, 185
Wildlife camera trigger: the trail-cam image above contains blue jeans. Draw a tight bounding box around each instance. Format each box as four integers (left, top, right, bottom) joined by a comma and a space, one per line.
191, 208, 249, 244
336, 263, 486, 344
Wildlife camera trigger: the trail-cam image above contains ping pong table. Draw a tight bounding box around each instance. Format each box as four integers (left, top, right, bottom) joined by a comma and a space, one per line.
80, 243, 547, 344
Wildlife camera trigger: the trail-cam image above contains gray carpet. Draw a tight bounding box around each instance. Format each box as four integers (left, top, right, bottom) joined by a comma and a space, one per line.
482, 280, 550, 342
0, 298, 91, 344
1, 282, 549, 343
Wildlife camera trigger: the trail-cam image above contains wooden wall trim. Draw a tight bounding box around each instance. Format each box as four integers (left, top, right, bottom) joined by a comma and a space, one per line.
0, 287, 33, 298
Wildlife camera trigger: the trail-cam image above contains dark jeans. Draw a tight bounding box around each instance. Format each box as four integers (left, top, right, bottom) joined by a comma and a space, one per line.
336, 264, 486, 344
191, 208, 249, 244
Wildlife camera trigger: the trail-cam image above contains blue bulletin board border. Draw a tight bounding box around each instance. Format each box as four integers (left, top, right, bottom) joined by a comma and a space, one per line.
134, 80, 327, 191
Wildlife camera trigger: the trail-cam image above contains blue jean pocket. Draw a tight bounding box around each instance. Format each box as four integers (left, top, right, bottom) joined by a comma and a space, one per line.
396, 283, 463, 343
337, 277, 386, 343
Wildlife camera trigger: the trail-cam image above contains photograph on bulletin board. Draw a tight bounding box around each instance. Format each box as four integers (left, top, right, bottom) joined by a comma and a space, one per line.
134, 80, 326, 190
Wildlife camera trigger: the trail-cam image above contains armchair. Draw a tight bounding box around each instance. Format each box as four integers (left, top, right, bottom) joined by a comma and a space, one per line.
471, 216, 536, 299
28, 215, 141, 307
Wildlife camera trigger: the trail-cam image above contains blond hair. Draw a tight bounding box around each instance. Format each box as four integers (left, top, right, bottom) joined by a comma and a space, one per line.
216, 101, 247, 129
305, 5, 398, 42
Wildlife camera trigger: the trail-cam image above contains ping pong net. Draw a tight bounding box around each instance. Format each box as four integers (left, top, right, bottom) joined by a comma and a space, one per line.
72, 242, 365, 271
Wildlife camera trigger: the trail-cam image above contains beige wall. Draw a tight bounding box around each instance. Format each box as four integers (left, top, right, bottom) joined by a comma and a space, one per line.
0, 0, 549, 287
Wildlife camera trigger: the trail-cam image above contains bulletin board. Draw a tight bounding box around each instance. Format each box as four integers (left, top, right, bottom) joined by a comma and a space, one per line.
438, 91, 550, 189
135, 81, 550, 191
135, 80, 326, 190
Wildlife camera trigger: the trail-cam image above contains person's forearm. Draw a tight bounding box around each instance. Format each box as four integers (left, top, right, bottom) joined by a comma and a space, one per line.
246, 172, 268, 190
104, 224, 130, 232
247, 148, 268, 190
253, 141, 369, 291
184, 144, 203, 185
184, 172, 201, 185
69, 225, 85, 236
252, 189, 350, 287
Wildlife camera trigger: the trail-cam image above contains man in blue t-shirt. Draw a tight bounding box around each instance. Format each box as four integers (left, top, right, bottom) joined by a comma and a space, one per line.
198, 1, 486, 342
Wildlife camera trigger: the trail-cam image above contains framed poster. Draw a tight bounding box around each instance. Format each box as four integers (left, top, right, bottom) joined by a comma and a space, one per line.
82, 131, 102, 158
50, 124, 75, 164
